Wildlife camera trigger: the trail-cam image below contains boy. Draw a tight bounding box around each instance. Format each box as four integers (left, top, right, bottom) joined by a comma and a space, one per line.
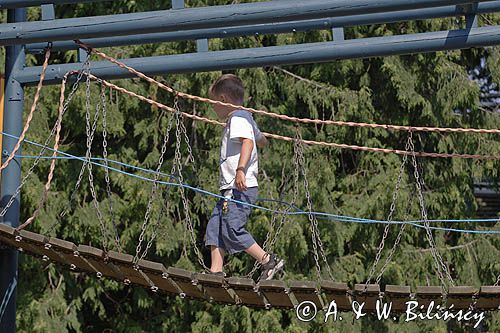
205, 74, 284, 281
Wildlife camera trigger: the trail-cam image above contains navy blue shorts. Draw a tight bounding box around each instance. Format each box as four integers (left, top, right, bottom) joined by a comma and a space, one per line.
205, 187, 258, 255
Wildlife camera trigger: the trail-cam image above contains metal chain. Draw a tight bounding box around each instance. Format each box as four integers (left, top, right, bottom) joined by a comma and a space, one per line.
138, 114, 178, 262
177, 106, 196, 170
375, 195, 414, 284
295, 128, 334, 281
0, 58, 90, 220
138, 113, 179, 261
137, 97, 200, 262
244, 166, 294, 278
138, 179, 173, 262
408, 135, 455, 289
172, 99, 209, 271
58, 56, 99, 220
84, 63, 112, 253
494, 273, 500, 286
365, 133, 412, 287
262, 144, 301, 260
133, 110, 175, 265
99, 81, 122, 252
60, 79, 100, 215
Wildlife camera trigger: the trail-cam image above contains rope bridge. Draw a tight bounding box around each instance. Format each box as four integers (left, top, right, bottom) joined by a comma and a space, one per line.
1, 44, 499, 313
0, 223, 498, 312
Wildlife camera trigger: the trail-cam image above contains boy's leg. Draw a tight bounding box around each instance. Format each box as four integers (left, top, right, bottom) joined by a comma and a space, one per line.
210, 246, 225, 273
205, 200, 226, 272
245, 243, 269, 264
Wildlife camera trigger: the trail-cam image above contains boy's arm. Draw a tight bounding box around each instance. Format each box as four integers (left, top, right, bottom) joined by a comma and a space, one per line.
235, 138, 253, 192
256, 134, 268, 148
252, 120, 268, 148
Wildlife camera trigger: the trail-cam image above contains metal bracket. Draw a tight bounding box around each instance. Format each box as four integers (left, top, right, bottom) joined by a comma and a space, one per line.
459, 3, 478, 29
41, 4, 55, 21
332, 27, 345, 41
77, 48, 87, 63
196, 39, 209, 52
41, 4, 55, 54
172, 0, 184, 10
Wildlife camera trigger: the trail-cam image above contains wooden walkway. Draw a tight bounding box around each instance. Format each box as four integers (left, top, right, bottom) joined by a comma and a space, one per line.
1, 224, 499, 312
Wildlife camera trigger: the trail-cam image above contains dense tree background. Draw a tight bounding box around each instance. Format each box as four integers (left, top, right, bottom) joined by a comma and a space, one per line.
1, 1, 499, 332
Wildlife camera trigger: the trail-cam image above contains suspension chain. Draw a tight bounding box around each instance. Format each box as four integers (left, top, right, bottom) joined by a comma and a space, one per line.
1, 60, 89, 221
172, 99, 209, 271
244, 166, 294, 278
58, 55, 99, 220
295, 128, 334, 281
100, 81, 122, 252
133, 109, 175, 265
84, 63, 112, 253
139, 147, 177, 261
375, 195, 414, 285
138, 106, 189, 262
494, 273, 500, 286
408, 136, 455, 289
365, 133, 411, 287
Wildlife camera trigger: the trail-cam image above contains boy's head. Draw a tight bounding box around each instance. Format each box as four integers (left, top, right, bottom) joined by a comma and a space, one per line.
209, 74, 244, 119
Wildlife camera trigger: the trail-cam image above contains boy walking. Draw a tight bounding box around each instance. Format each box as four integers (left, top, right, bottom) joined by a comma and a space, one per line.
205, 74, 284, 281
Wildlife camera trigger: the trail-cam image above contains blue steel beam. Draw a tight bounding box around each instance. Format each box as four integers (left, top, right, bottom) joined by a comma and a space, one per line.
0, 7, 25, 333
0, 0, 112, 9
26, 1, 500, 53
16, 25, 500, 86
0, 0, 494, 46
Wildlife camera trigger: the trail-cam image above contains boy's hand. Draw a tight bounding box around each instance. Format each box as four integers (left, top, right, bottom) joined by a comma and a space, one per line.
235, 169, 248, 192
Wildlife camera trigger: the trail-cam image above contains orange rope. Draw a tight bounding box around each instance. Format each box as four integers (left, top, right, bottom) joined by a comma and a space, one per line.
18, 73, 68, 231
76, 40, 500, 135
89, 74, 500, 160
1, 47, 51, 172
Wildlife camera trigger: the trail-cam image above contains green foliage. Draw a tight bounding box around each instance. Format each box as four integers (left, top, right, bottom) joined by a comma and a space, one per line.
2, 3, 500, 332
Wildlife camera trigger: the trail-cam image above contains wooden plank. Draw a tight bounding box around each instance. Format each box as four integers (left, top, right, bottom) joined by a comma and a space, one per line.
166, 267, 205, 299
475, 286, 500, 310
415, 286, 443, 308
18, 230, 68, 264
447, 286, 477, 309
227, 277, 267, 308
289, 280, 323, 309
258, 280, 294, 309
77, 245, 125, 281
106, 250, 152, 287
137, 259, 181, 295
320, 281, 351, 311
384, 285, 411, 313
48, 237, 94, 273
0, 223, 19, 249
354, 284, 381, 312
195, 273, 235, 304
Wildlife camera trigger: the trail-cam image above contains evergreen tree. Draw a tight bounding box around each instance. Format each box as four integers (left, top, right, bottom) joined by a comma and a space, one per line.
0, 1, 499, 332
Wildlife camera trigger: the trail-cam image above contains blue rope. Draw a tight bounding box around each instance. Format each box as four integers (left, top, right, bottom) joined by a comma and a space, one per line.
3, 131, 499, 234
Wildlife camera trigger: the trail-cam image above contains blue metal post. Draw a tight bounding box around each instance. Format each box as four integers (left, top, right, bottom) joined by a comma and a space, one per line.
0, 7, 25, 333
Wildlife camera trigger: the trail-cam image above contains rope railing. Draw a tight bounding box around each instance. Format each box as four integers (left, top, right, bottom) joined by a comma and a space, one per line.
76, 40, 500, 135
17, 72, 68, 231
0, 46, 51, 172
89, 73, 500, 160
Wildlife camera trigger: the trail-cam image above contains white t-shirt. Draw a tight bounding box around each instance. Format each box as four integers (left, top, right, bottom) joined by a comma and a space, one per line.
219, 110, 262, 190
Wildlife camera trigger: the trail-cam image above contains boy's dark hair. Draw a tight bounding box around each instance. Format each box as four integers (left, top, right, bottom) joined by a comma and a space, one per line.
209, 74, 245, 103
